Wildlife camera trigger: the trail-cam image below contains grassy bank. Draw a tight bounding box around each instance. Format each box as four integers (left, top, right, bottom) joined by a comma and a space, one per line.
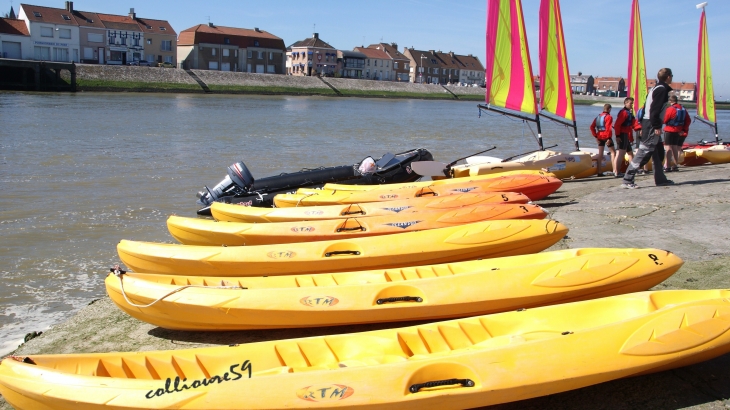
76, 79, 202, 92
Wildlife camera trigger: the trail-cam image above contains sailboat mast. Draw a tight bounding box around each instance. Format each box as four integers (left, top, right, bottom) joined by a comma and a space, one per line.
695, 2, 719, 143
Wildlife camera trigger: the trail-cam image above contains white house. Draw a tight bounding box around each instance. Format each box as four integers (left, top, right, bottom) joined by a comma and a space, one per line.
0, 18, 33, 59
18, 4, 80, 62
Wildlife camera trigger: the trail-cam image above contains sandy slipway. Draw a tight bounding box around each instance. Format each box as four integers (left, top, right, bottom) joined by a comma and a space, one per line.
2, 164, 730, 410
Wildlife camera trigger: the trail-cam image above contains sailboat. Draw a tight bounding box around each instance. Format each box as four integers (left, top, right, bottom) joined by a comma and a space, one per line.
452, 0, 590, 180
692, 2, 730, 164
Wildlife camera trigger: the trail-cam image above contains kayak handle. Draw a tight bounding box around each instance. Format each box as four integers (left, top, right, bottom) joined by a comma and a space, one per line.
376, 296, 423, 305
325, 250, 361, 257
337, 226, 366, 232
341, 210, 365, 215
409, 378, 475, 393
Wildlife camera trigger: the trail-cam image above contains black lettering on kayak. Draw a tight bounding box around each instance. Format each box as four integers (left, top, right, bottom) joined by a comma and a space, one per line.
145, 360, 252, 399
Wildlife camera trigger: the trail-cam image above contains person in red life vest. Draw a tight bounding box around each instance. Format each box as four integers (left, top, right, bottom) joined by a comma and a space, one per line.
613, 97, 638, 178
589, 104, 615, 176
663, 95, 691, 172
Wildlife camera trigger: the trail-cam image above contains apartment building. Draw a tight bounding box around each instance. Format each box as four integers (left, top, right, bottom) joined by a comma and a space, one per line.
353, 46, 392, 80
404, 48, 443, 84
453, 53, 484, 86
434, 51, 461, 84
178, 23, 285, 72
18, 3, 81, 62
367, 43, 409, 82
337, 50, 365, 79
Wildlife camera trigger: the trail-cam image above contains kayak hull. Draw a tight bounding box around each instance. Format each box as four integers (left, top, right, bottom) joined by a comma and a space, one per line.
4, 290, 730, 410
106, 248, 682, 330
117, 220, 569, 277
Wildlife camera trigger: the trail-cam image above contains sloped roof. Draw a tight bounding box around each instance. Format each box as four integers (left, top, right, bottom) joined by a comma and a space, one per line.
134, 17, 176, 35
0, 18, 29, 35
70, 10, 105, 29
453, 54, 484, 71
406, 49, 442, 68
369, 43, 409, 61
180, 24, 279, 40
96, 13, 140, 31
289, 34, 335, 49
178, 24, 284, 49
20, 3, 77, 26
354, 47, 390, 60
434, 51, 461, 69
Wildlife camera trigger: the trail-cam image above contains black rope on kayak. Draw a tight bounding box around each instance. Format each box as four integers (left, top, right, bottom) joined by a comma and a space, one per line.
409, 378, 475, 393
376, 296, 423, 305
325, 250, 360, 257
341, 204, 365, 216
109, 266, 246, 309
336, 218, 365, 232
416, 186, 437, 197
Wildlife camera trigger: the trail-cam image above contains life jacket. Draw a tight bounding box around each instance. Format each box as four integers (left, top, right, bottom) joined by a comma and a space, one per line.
636, 106, 645, 121
621, 108, 635, 127
667, 104, 687, 127
594, 113, 608, 132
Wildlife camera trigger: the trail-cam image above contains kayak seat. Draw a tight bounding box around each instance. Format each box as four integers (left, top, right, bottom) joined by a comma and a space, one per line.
376, 152, 396, 169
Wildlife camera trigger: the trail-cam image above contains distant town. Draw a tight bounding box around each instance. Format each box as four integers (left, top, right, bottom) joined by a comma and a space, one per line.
1, 1, 696, 99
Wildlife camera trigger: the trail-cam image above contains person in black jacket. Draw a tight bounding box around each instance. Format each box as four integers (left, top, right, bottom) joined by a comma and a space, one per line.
621, 68, 675, 189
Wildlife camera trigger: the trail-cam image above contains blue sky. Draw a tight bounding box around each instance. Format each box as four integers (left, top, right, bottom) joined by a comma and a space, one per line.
10, 0, 730, 97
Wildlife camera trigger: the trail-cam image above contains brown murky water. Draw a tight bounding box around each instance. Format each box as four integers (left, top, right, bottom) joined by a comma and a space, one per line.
0, 91, 725, 353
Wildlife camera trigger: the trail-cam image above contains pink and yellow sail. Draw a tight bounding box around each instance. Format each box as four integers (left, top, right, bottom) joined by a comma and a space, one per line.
538, 0, 574, 123
696, 6, 716, 125
485, 0, 538, 115
627, 0, 648, 110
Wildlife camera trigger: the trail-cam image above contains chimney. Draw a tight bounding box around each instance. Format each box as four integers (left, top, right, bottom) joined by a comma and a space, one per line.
578, 71, 582, 76
313, 33, 319, 39
208, 22, 215, 27
428, 50, 435, 55
128, 8, 135, 19
254, 27, 261, 32
65, 1, 73, 12
391, 43, 397, 49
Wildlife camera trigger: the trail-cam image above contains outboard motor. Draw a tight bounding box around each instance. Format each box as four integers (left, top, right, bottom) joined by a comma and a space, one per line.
197, 161, 254, 206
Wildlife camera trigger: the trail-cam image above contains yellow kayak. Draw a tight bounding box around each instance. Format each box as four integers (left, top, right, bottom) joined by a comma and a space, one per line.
451, 150, 592, 180
304, 170, 556, 193
167, 204, 548, 246
106, 248, 682, 330
4, 289, 730, 410
697, 145, 730, 164
275, 175, 562, 207
118, 219, 568, 276
211, 192, 530, 223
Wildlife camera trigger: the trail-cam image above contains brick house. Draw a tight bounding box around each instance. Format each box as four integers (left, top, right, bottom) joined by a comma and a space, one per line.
434, 51, 461, 84
178, 23, 285, 73
287, 33, 336, 77
404, 48, 444, 84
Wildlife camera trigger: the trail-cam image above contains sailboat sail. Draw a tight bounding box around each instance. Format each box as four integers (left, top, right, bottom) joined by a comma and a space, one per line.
627, 0, 648, 111
485, 0, 538, 117
696, 3, 718, 142
538, 0, 579, 149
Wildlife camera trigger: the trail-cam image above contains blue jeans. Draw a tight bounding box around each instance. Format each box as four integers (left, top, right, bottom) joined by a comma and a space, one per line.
623, 120, 668, 185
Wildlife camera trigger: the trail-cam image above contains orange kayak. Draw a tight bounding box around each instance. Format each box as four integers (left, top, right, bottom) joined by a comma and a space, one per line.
274, 175, 562, 207
211, 192, 531, 223
168, 204, 548, 246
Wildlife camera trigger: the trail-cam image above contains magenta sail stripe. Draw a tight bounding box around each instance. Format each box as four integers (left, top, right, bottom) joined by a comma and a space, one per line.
521, 0, 538, 115
538, 0, 548, 107
697, 11, 706, 120
485, 0, 500, 104
628, 0, 636, 101
555, 0, 569, 118
505, 0, 526, 111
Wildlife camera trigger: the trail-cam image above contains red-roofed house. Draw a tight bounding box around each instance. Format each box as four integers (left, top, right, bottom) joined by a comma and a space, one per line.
367, 43, 410, 82
0, 17, 31, 59
18, 3, 81, 62
353, 46, 392, 80
178, 23, 285, 73
453, 53, 484, 86
594, 77, 625, 96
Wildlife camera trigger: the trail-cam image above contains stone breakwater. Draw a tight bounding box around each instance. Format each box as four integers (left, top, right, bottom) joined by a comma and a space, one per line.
69, 64, 486, 99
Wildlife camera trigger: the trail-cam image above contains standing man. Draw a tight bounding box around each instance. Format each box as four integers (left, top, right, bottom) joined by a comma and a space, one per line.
663, 95, 691, 172
621, 68, 675, 188
589, 104, 615, 176
613, 97, 637, 178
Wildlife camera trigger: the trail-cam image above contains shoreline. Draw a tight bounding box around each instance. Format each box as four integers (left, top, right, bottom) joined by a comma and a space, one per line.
2, 163, 730, 409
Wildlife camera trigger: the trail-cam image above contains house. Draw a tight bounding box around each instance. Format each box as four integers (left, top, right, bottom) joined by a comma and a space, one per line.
433, 51, 461, 85
18, 2, 175, 65
178, 23, 285, 73
287, 33, 336, 77
594, 77, 625, 96
404, 48, 443, 84
451, 53, 484, 86
0, 17, 31, 59
18, 3, 81, 62
366, 43, 409, 82
570, 72, 593, 94
353, 46, 392, 80
337, 50, 365, 79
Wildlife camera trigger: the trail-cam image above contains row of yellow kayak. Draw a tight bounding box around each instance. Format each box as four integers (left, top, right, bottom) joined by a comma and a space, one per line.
1, 169, 728, 410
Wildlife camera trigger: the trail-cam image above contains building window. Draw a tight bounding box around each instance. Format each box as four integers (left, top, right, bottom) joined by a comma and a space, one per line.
83, 47, 93, 59
212, 48, 216, 56
223, 48, 230, 57
269, 52, 273, 60
257, 51, 263, 59
40, 27, 53, 37
247, 50, 252, 58
33, 11, 42, 17
59, 28, 71, 39
234, 50, 238, 57
394, 62, 398, 69
34, 46, 50, 60
224, 37, 230, 45
54, 48, 68, 62
88, 33, 103, 43
161, 40, 172, 51
147, 38, 152, 45
164, 55, 173, 63
61, 14, 71, 20
159, 27, 166, 31
267, 65, 275, 73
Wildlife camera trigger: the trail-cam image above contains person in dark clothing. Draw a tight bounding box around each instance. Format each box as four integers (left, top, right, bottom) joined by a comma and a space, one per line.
621, 68, 675, 189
